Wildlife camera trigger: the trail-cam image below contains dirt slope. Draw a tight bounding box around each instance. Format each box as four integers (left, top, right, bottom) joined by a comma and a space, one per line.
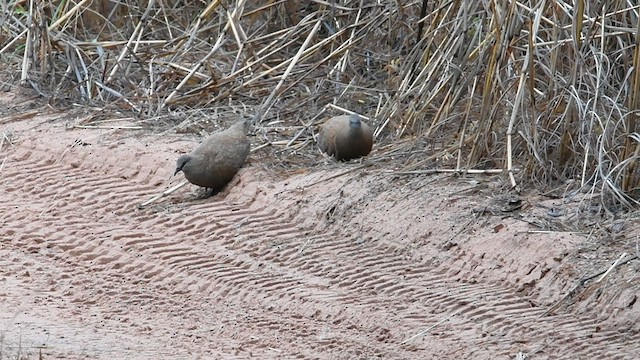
1, 95, 639, 359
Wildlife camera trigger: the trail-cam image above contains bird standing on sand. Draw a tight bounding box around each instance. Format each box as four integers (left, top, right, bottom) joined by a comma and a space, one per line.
174, 120, 250, 196
317, 114, 373, 161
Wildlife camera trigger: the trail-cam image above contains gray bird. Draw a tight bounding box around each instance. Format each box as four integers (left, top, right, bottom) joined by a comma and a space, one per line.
317, 114, 373, 161
175, 120, 250, 196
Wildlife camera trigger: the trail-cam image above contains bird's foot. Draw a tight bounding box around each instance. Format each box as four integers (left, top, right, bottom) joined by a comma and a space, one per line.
200, 187, 218, 199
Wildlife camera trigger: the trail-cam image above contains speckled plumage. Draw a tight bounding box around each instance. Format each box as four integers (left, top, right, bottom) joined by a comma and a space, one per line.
175, 120, 250, 193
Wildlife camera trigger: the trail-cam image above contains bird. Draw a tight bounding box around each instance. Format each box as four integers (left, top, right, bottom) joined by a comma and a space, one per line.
317, 114, 373, 161
174, 119, 250, 196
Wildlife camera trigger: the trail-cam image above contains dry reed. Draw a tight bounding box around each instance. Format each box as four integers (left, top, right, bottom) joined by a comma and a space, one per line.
1, 0, 639, 212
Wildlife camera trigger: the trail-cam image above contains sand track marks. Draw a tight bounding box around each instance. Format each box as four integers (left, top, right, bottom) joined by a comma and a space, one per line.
1, 139, 637, 359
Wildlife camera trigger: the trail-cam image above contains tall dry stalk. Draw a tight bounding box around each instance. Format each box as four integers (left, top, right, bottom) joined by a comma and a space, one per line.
1, 0, 639, 208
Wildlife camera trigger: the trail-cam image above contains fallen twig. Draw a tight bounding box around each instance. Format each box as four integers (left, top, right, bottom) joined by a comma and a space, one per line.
596, 252, 628, 283
72, 125, 143, 130
401, 308, 462, 344
301, 163, 372, 189
541, 253, 638, 317
139, 180, 188, 208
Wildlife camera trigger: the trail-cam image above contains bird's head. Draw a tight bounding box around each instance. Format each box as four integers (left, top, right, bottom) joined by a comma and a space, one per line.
174, 155, 192, 175
348, 114, 362, 129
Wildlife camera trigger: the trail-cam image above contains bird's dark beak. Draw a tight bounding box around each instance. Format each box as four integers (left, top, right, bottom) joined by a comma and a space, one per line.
175, 155, 190, 176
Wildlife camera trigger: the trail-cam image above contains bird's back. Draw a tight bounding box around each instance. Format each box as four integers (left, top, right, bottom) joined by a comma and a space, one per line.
183, 120, 250, 189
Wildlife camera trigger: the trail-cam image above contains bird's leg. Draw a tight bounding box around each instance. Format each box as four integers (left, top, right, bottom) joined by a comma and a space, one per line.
193, 187, 215, 199
204, 187, 216, 198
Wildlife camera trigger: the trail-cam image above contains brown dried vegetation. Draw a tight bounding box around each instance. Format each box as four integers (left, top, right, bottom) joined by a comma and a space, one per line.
1, 0, 640, 212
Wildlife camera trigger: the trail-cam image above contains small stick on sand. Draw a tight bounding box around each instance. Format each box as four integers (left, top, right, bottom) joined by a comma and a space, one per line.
39, 192, 61, 217
401, 308, 462, 344
139, 180, 188, 209
1, 130, 15, 148
443, 213, 478, 246
72, 125, 143, 130
541, 253, 638, 317
56, 129, 119, 164
596, 252, 628, 283
525, 230, 588, 235
301, 163, 371, 189
299, 236, 315, 254
386, 168, 516, 176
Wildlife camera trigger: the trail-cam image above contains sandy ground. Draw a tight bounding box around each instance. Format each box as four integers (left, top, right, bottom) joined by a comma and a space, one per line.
1, 90, 640, 359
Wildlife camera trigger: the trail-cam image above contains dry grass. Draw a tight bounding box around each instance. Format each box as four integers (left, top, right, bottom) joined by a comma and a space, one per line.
1, 0, 640, 213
